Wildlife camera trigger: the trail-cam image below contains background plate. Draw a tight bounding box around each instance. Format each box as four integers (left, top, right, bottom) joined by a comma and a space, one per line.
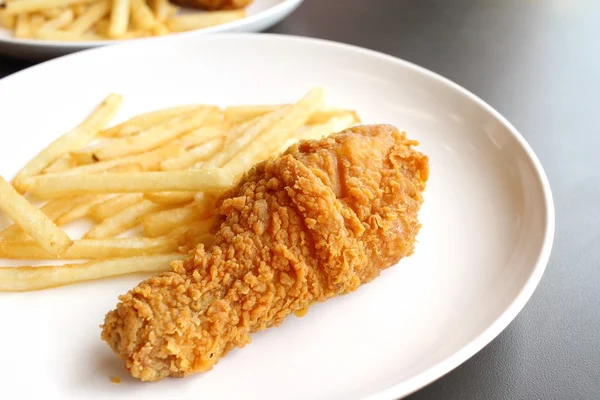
0, 0, 303, 60
0, 34, 554, 400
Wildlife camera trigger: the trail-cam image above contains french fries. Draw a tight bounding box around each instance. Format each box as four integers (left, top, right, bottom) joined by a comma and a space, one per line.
0, 195, 77, 241
144, 191, 196, 205
14, 14, 32, 39
21, 168, 234, 197
225, 87, 325, 177
130, 0, 156, 30
54, 194, 112, 226
51, 142, 183, 176
108, 0, 130, 37
43, 154, 77, 173
0, 254, 185, 291
160, 137, 223, 171
4, 0, 96, 15
0, 177, 72, 255
38, 9, 74, 31
99, 105, 199, 137
0, 88, 361, 292
176, 122, 229, 149
83, 199, 164, 238
0, 237, 179, 259
35, 29, 102, 41
203, 107, 290, 169
90, 193, 144, 221
74, 106, 217, 161
150, 0, 178, 22
0, 11, 16, 30
65, 0, 110, 35
141, 205, 212, 238
12, 93, 121, 192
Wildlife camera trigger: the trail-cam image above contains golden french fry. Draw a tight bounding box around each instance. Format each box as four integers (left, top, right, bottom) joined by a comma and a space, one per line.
105, 162, 143, 173
225, 88, 324, 177
90, 193, 143, 221
71, 2, 87, 16
166, 9, 245, 32
29, 12, 45, 34
76, 106, 217, 161
35, 28, 103, 40
41, 7, 65, 18
99, 105, 200, 137
0, 196, 75, 240
0, 236, 180, 259
54, 194, 112, 226
203, 107, 289, 169
5, 0, 96, 15
80, 142, 181, 172
141, 204, 211, 238
144, 191, 196, 205
21, 168, 233, 197
188, 192, 220, 216
108, 0, 129, 38
84, 199, 165, 239
224, 105, 280, 124
112, 29, 150, 39
12, 93, 121, 192
42, 154, 77, 173
3, 194, 104, 241
0, 254, 185, 292
0, 10, 16, 29
14, 14, 32, 38
149, 0, 178, 22
160, 137, 223, 171
0, 176, 72, 255
49, 142, 182, 177
94, 16, 109, 35
176, 122, 228, 148
64, 0, 109, 34
130, 0, 156, 30
151, 22, 169, 35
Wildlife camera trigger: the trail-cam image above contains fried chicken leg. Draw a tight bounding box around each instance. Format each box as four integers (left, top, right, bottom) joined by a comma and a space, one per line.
101, 125, 429, 381
168, 0, 252, 11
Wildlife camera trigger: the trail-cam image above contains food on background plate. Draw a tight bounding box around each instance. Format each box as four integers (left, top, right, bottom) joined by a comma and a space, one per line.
102, 124, 429, 381
167, 0, 252, 11
0, 0, 251, 41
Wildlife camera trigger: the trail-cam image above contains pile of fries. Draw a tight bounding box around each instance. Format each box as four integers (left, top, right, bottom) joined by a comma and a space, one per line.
0, 88, 360, 291
0, 0, 247, 41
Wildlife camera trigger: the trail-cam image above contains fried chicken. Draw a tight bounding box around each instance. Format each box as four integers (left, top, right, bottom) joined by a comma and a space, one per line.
168, 0, 252, 10
101, 124, 429, 381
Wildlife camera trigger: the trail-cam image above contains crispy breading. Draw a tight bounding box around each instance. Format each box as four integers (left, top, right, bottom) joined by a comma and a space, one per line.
168, 0, 252, 10
101, 124, 429, 381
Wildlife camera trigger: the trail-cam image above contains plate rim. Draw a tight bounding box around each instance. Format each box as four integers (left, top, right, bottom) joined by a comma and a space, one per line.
0, 0, 303, 49
0, 33, 556, 400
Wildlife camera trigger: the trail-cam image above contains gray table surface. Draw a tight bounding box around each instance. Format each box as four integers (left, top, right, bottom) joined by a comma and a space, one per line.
1, 0, 599, 398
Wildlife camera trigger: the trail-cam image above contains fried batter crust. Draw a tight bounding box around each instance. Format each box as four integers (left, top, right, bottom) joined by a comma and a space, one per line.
101, 125, 429, 381
168, 0, 252, 10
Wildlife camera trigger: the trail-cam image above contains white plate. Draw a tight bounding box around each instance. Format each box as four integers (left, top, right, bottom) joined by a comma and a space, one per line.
0, 34, 554, 400
0, 0, 303, 60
